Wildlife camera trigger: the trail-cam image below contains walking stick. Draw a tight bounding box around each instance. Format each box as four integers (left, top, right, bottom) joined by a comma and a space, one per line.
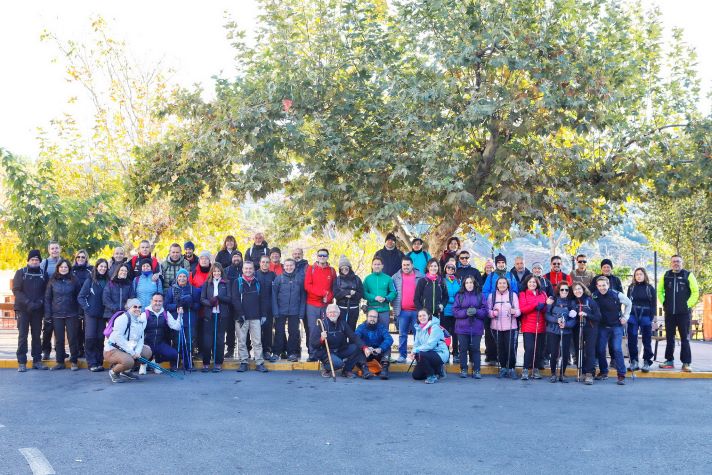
176, 319, 182, 371
317, 318, 336, 382
577, 302, 584, 382
558, 323, 564, 381
110, 342, 183, 380
213, 311, 219, 367
187, 309, 193, 370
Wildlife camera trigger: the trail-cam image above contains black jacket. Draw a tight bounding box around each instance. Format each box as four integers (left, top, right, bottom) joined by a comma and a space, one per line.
200, 278, 232, 319
12, 266, 48, 313
662, 270, 692, 315
78, 277, 108, 319
334, 271, 364, 308
374, 247, 404, 277
414, 276, 449, 317
102, 279, 132, 318
590, 274, 623, 294
255, 270, 276, 318
627, 283, 657, 318
456, 266, 483, 289
215, 249, 240, 270
510, 266, 532, 292
245, 242, 270, 266
309, 316, 365, 353
232, 277, 262, 320
272, 271, 305, 317
45, 275, 81, 319
572, 295, 601, 328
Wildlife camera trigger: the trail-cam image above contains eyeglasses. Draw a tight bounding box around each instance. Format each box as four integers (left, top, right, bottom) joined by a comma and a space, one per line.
76, 256, 86, 260
577, 260, 587, 264
459, 256, 469, 260
552, 262, 561, 266
317, 254, 328, 258
560, 288, 570, 293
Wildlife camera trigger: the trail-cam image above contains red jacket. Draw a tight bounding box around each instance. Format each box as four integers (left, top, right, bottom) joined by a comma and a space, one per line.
189, 267, 210, 289
130, 254, 159, 274
269, 262, 284, 276
544, 271, 572, 287
304, 263, 336, 307
518, 289, 547, 333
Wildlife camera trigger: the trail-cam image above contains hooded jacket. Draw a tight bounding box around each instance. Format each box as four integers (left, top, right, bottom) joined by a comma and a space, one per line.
482, 270, 520, 301
78, 276, 108, 319
334, 269, 364, 309
571, 295, 602, 328
245, 241, 270, 266
272, 270, 306, 317
363, 272, 396, 313
412, 316, 449, 363
443, 274, 461, 316
406, 249, 432, 275
518, 289, 547, 334
452, 290, 488, 336
232, 276, 262, 320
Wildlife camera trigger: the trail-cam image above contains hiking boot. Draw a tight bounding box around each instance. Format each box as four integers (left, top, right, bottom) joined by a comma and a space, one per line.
321, 369, 333, 378
533, 368, 542, 380
42, 352, 50, 361
306, 357, 318, 362
395, 356, 407, 364
224, 348, 235, 358
584, 373, 594, 385
212, 365, 222, 373
255, 364, 268, 373
617, 375, 625, 385
509, 369, 517, 379
139, 364, 147, 375
121, 371, 138, 380
362, 369, 373, 380
549, 375, 558, 383
460, 370, 468, 378
32, 362, 48, 370
287, 354, 298, 362
521, 369, 529, 381
280, 352, 288, 359
473, 370, 481, 379
89, 366, 104, 372
659, 360, 674, 369
439, 365, 447, 379
628, 361, 640, 372
641, 362, 651, 373
497, 368, 507, 378
594, 372, 608, 381
380, 366, 389, 380
559, 376, 568, 383
681, 364, 692, 373
201, 366, 210, 373
18, 364, 27, 372
342, 370, 356, 379
237, 363, 248, 372
70, 363, 79, 371
109, 370, 122, 383
425, 375, 438, 384
51, 363, 65, 371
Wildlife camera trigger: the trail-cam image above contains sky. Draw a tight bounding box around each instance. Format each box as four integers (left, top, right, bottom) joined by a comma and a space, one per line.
0, 0, 710, 158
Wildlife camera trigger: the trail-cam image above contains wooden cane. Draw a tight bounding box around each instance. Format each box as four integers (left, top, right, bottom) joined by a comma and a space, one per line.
317, 319, 337, 382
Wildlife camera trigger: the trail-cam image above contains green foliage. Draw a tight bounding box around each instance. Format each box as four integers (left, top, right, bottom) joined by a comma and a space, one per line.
1, 149, 122, 256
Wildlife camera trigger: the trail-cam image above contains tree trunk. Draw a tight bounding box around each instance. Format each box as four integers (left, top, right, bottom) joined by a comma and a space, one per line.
425, 216, 460, 258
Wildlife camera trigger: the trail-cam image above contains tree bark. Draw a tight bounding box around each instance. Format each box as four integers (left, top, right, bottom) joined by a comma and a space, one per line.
425, 215, 460, 258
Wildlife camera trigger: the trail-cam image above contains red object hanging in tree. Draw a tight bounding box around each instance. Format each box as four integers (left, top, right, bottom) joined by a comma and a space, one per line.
282, 98, 293, 113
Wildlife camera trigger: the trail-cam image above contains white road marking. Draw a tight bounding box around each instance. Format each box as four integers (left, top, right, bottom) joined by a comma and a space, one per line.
19, 447, 56, 475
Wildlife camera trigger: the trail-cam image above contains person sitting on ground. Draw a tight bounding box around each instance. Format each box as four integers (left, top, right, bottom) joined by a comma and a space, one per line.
103, 298, 152, 383
310, 303, 367, 379
141, 293, 181, 374
355, 309, 394, 380
409, 308, 450, 384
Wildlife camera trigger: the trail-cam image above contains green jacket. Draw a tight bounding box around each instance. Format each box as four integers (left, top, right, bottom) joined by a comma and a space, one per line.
363, 272, 397, 313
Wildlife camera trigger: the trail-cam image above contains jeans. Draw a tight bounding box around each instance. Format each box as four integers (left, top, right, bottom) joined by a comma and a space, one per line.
548, 331, 571, 376
238, 319, 264, 365
412, 350, 444, 380
495, 329, 517, 369
597, 326, 625, 376
397, 310, 418, 358
376, 311, 390, 328
627, 315, 653, 364
273, 315, 301, 356
84, 316, 107, 367
522, 332, 545, 370
153, 341, 179, 365
664, 311, 692, 364
53, 317, 80, 363
16, 310, 43, 364
318, 343, 363, 373
457, 334, 481, 372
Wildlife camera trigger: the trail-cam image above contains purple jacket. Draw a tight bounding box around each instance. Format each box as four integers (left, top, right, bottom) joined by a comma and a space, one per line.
452, 291, 488, 336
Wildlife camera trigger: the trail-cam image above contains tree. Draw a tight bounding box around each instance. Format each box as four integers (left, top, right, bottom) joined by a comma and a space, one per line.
131, 1, 706, 253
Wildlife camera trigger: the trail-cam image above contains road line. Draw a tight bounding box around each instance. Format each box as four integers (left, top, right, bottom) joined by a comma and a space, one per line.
19, 448, 55, 475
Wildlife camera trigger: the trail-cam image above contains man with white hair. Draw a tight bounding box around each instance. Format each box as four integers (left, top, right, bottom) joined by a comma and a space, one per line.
310, 303, 367, 378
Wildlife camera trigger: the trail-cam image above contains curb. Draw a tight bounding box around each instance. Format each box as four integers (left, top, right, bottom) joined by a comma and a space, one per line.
1, 359, 710, 378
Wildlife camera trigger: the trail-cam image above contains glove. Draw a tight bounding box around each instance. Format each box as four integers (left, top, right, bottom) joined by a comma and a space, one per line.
466, 308, 476, 317
210, 297, 218, 307
260, 317, 266, 325
568, 310, 577, 318
535, 303, 545, 311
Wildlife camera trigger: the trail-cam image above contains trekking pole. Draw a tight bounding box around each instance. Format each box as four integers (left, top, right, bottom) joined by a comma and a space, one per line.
558, 323, 564, 381
110, 342, 183, 379
407, 356, 416, 373
213, 311, 218, 367
577, 302, 584, 382
187, 309, 193, 370
317, 318, 337, 382
176, 320, 182, 371
179, 325, 188, 375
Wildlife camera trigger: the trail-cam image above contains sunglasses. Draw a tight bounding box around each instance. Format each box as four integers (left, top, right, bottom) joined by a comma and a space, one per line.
552, 262, 561, 266
76, 256, 87, 260
131, 305, 142, 309
560, 288, 570, 293
577, 260, 587, 264
317, 254, 328, 258
459, 256, 469, 260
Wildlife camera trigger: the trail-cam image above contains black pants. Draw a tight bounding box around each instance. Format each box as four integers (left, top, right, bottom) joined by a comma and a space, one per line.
548, 332, 572, 376
317, 343, 364, 373
441, 316, 457, 357
77, 316, 85, 355
273, 315, 301, 356
484, 318, 497, 361
522, 332, 545, 370
302, 316, 310, 356
53, 317, 79, 363
582, 323, 598, 374
495, 329, 517, 369
339, 306, 359, 332
571, 323, 580, 359
201, 312, 230, 365
84, 316, 107, 367
261, 315, 274, 355
457, 334, 481, 372
41, 317, 54, 354
225, 309, 236, 351
665, 311, 692, 364
412, 350, 444, 380
16, 310, 43, 364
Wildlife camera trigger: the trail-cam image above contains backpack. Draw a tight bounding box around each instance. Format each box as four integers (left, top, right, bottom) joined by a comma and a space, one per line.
428, 325, 452, 347
132, 275, 161, 294
103, 311, 131, 337
237, 276, 260, 295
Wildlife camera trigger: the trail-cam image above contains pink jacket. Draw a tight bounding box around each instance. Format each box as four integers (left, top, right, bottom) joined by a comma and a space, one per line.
488, 291, 521, 331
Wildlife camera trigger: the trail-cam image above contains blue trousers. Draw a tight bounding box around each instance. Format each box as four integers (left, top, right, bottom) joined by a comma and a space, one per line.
627, 315, 653, 364
597, 326, 625, 376
397, 310, 418, 358
153, 341, 178, 365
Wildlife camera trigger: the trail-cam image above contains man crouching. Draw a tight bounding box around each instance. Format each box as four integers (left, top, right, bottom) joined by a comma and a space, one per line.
311, 303, 367, 379
355, 309, 394, 380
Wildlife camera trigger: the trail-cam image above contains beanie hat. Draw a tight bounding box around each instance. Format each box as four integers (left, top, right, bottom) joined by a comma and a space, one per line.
531, 262, 543, 270
184, 241, 195, 250
338, 255, 351, 269
494, 253, 507, 264
199, 250, 212, 260
270, 247, 281, 256
177, 268, 189, 278
27, 249, 41, 261
600, 258, 613, 269
385, 232, 397, 243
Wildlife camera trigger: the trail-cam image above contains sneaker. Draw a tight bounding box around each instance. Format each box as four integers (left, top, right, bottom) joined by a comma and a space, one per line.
287, 354, 299, 362
212, 365, 222, 373
17, 364, 27, 373
473, 370, 481, 379
306, 357, 318, 362
543, 358, 550, 368
32, 362, 48, 370
120, 371, 138, 380
280, 352, 288, 359
153, 367, 162, 374
617, 375, 625, 385
395, 356, 407, 364
342, 370, 356, 379
681, 364, 692, 373
201, 366, 210, 373
425, 375, 438, 384
559, 376, 568, 383
521, 369, 529, 381
42, 352, 50, 361
509, 369, 517, 379
380, 366, 389, 380
268, 354, 279, 363
89, 366, 104, 372
109, 370, 122, 383
460, 370, 468, 378
439, 365, 447, 379
70, 363, 79, 371
362, 370, 373, 380
594, 372, 608, 381
497, 368, 507, 378
549, 375, 558, 383
533, 368, 542, 380
255, 364, 268, 373
139, 364, 147, 375
641, 362, 651, 373
453, 356, 460, 364
237, 363, 248, 372
628, 361, 640, 372
321, 369, 333, 378
659, 360, 674, 369
584, 373, 594, 385
50, 363, 65, 371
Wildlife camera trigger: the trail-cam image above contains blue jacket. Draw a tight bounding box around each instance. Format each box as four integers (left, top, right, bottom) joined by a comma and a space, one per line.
131, 274, 163, 309
412, 316, 449, 363
355, 322, 393, 352
78, 278, 108, 319
443, 275, 461, 317
545, 297, 576, 335
482, 271, 519, 301
164, 282, 201, 315
406, 250, 431, 275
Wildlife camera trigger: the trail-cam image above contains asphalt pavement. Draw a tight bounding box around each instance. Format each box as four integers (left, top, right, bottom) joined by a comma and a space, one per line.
0, 369, 711, 474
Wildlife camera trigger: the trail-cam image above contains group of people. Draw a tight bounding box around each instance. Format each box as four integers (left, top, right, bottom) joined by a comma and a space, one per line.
12, 232, 699, 385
